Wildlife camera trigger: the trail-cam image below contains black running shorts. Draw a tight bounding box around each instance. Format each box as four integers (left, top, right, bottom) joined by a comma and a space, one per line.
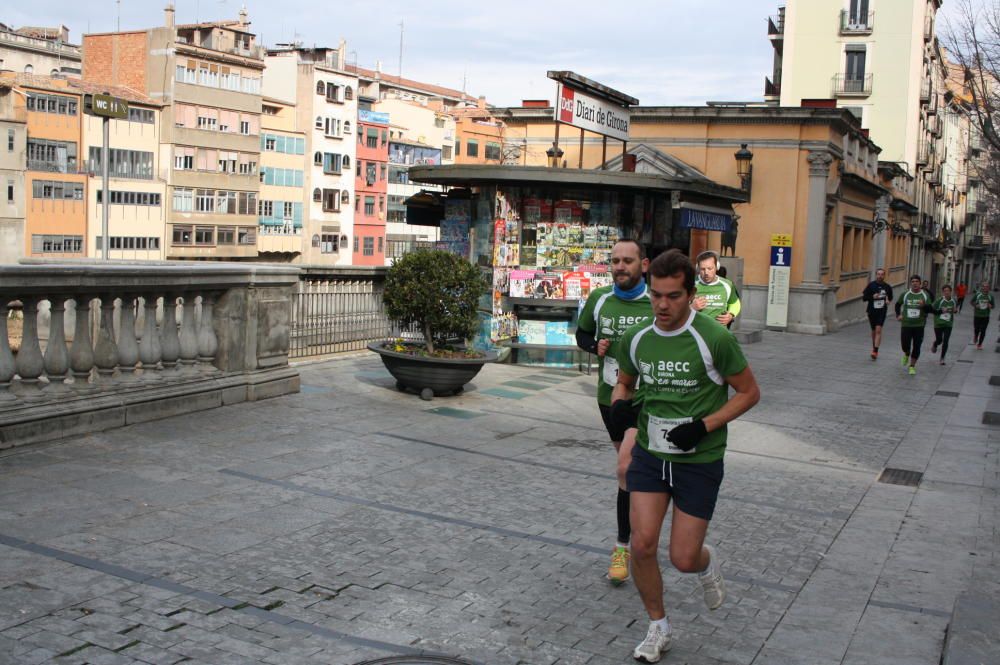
626, 445, 725, 520
868, 310, 887, 330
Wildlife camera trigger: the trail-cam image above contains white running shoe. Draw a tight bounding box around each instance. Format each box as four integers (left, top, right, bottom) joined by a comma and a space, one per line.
633, 622, 672, 662
699, 544, 726, 610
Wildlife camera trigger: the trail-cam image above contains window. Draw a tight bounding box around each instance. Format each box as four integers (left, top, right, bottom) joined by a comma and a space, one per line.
196, 189, 215, 213
26, 93, 78, 116
466, 139, 479, 158
315, 116, 323, 130
174, 146, 194, 170
316, 82, 325, 95
341, 190, 350, 204
378, 195, 385, 212
320, 233, 339, 253
7, 129, 13, 152
364, 196, 375, 216
314, 151, 323, 166
455, 140, 461, 156
355, 195, 360, 211
344, 121, 351, 134
345, 86, 354, 100
365, 163, 376, 186
195, 226, 215, 245
89, 148, 154, 179
381, 130, 387, 146
264, 137, 276, 151
313, 188, 322, 202
96, 190, 162, 206
363, 236, 374, 256
434, 117, 446, 128
238, 191, 257, 215
27, 139, 77, 173
366, 128, 378, 148
485, 142, 501, 161
238, 227, 256, 244
442, 145, 453, 160
24, 64, 33, 74
323, 153, 342, 174
127, 107, 155, 124
353, 236, 359, 252
845, 45, 866, 82
173, 188, 193, 211
6, 179, 13, 203
259, 200, 274, 217
380, 164, 387, 181
31, 180, 84, 200
322, 189, 340, 212
217, 226, 235, 244
31, 234, 83, 254
240, 120, 250, 135
326, 82, 340, 102
378, 237, 384, 254
342, 156, 350, 169
283, 201, 294, 220
197, 114, 217, 131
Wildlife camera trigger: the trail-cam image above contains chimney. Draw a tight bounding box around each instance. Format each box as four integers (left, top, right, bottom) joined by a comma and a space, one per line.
238, 5, 249, 28
477, 95, 486, 110
375, 60, 382, 79
337, 38, 346, 69
164, 4, 175, 28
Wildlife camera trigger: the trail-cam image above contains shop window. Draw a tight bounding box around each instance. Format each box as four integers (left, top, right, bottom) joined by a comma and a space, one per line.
466, 140, 479, 158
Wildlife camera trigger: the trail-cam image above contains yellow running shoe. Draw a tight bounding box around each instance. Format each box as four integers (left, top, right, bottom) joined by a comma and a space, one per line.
608, 545, 630, 585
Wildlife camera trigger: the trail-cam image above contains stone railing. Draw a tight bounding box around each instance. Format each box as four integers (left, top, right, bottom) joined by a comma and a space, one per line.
0, 261, 300, 449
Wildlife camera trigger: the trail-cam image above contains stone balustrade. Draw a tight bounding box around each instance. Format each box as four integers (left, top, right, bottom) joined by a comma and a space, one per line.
0, 261, 301, 449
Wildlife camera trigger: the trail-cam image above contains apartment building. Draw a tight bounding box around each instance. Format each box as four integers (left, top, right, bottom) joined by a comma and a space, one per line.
347, 65, 472, 111
0, 24, 81, 77
373, 97, 454, 261
354, 108, 389, 265
84, 6, 264, 260
0, 79, 26, 264
452, 97, 505, 165
256, 97, 305, 260
263, 45, 358, 265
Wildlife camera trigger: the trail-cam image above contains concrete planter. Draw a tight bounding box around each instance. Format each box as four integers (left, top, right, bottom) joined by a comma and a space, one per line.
367, 341, 496, 400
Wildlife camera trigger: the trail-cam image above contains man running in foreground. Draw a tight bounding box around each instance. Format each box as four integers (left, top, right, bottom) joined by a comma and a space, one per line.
895, 274, 933, 375
931, 285, 957, 365
611, 249, 760, 662
971, 281, 995, 350
861, 268, 893, 360
576, 239, 652, 585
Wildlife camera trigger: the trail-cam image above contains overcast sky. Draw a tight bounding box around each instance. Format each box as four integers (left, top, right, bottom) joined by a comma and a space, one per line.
4, 0, 970, 107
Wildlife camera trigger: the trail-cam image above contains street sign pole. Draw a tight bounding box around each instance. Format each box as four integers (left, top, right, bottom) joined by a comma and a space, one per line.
101, 116, 109, 260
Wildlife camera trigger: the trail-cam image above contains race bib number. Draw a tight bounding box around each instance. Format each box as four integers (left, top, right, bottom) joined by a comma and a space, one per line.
940, 312, 952, 321
602, 356, 619, 386
979, 302, 989, 310
907, 307, 921, 319
873, 300, 885, 309
647, 414, 695, 455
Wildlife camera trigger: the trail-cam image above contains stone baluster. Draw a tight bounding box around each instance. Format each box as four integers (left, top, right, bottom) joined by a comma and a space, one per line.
160, 295, 181, 372
93, 295, 119, 381
70, 296, 95, 388
138, 295, 162, 380
0, 301, 18, 403
14, 297, 45, 400
178, 294, 199, 372
42, 297, 71, 393
116, 296, 140, 381
196, 294, 219, 372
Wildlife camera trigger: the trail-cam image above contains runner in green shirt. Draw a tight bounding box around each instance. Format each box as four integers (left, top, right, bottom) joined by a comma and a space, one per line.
576, 239, 652, 585
930, 285, 957, 365
692, 251, 740, 327
894, 274, 933, 375
611, 249, 760, 662
971, 281, 995, 349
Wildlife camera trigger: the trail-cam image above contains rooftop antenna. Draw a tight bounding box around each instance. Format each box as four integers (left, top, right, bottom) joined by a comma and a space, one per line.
116, 0, 121, 31
397, 20, 403, 79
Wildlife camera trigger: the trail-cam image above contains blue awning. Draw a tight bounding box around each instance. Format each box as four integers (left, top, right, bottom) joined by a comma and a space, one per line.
679, 207, 733, 232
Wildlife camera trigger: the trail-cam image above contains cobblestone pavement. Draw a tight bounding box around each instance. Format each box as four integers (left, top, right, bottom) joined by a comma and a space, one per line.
0, 314, 997, 664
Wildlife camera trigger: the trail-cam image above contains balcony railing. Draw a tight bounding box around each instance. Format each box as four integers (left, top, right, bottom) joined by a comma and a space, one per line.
924, 11, 934, 41
0, 29, 81, 58
0, 262, 299, 450
27, 159, 78, 174
768, 13, 785, 37
917, 141, 932, 165
840, 10, 874, 34
920, 79, 931, 102
833, 73, 872, 97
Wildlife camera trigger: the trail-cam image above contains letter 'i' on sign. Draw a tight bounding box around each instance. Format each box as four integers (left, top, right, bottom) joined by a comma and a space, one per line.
766, 235, 792, 328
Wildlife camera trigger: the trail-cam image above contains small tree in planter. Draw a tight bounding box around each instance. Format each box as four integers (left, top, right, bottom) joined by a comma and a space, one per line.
371, 249, 494, 400
383, 248, 486, 354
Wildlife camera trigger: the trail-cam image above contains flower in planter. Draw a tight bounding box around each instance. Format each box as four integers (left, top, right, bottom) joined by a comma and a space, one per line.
383, 249, 487, 355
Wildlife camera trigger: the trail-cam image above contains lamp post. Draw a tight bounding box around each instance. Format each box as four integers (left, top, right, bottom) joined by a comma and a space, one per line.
735, 143, 754, 201
546, 144, 564, 168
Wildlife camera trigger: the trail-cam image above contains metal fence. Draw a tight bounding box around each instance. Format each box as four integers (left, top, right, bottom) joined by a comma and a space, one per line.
289, 269, 421, 359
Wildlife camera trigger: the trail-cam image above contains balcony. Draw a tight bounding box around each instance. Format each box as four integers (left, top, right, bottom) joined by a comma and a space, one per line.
833, 73, 872, 97
967, 234, 985, 249
929, 115, 942, 137
0, 262, 299, 449
840, 10, 874, 34
767, 11, 785, 38
920, 79, 931, 102
0, 29, 81, 59
27, 159, 78, 174
916, 141, 932, 165
924, 11, 934, 41
764, 75, 781, 98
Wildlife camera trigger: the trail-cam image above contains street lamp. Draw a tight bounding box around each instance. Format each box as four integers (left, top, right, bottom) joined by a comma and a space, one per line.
546, 143, 564, 168
735, 143, 753, 200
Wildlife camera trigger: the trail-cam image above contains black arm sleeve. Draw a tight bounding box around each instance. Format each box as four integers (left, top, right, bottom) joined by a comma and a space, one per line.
894, 299, 903, 317
861, 283, 872, 303
576, 327, 598, 354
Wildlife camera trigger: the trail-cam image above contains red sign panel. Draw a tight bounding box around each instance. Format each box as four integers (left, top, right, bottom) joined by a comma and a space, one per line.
558, 86, 575, 124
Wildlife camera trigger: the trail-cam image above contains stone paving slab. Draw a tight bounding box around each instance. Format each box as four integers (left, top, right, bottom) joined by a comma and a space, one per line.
0, 315, 998, 663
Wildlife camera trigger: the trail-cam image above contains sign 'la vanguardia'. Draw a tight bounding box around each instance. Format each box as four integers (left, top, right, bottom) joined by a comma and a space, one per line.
555, 84, 630, 142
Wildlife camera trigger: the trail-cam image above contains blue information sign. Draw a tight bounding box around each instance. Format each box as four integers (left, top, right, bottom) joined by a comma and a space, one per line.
770, 245, 792, 267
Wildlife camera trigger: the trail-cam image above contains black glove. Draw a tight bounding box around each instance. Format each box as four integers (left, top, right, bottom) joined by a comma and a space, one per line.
609, 399, 640, 441
923, 303, 936, 315
666, 419, 707, 451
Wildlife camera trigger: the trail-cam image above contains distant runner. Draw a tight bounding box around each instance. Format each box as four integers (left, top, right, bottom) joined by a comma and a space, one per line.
971, 281, 995, 350
894, 274, 933, 375
930, 285, 957, 365
861, 268, 893, 360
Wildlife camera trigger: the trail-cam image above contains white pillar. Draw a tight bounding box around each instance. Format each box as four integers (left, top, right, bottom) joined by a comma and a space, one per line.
804, 151, 834, 284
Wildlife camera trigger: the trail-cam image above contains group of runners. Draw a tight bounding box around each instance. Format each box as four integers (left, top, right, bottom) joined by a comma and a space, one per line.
576, 241, 759, 662
863, 269, 995, 374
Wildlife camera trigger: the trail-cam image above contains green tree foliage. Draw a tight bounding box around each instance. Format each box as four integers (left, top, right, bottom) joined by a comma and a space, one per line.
383, 249, 486, 353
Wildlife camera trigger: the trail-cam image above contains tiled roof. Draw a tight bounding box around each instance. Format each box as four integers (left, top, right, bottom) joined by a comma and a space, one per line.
346, 65, 472, 102
15, 26, 64, 39
0, 73, 160, 106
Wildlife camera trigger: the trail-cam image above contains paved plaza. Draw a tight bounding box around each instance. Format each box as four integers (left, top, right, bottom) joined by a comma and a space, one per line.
0, 314, 998, 665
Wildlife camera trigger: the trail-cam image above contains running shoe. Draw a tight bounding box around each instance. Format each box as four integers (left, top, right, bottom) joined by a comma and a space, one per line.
699, 544, 726, 610
608, 545, 630, 585
977, 344, 983, 350
908, 366, 917, 375
633, 622, 672, 663
870, 350, 878, 361
940, 360, 946, 365
901, 354, 909, 366
931, 342, 939, 353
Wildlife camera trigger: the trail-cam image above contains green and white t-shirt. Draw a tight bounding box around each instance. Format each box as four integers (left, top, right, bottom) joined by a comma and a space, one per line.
932, 297, 957, 329
972, 292, 995, 318
577, 285, 653, 406
898, 290, 932, 328
618, 310, 749, 464
695, 277, 739, 321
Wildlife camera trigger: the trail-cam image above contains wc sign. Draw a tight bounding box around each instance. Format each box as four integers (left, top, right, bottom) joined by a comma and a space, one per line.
766, 234, 792, 328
